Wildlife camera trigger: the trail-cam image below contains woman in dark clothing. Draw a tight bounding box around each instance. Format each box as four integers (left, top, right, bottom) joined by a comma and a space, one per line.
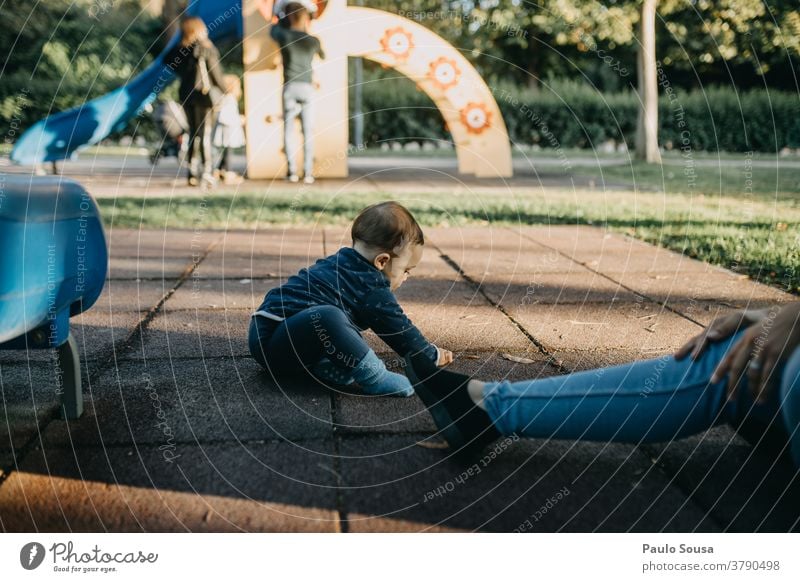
165, 17, 226, 187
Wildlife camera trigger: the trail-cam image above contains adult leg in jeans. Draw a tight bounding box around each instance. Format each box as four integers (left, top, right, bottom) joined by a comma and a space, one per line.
282, 83, 302, 176
481, 329, 800, 465
248, 305, 413, 396
298, 83, 315, 178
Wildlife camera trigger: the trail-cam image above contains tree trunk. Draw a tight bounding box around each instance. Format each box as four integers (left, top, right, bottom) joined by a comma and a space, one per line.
635, 0, 661, 163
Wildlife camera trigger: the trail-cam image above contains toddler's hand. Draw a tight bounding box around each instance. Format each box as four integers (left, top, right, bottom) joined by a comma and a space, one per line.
437, 348, 454, 367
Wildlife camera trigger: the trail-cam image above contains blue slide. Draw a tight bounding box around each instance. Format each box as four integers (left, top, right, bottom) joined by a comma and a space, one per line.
10, 0, 243, 165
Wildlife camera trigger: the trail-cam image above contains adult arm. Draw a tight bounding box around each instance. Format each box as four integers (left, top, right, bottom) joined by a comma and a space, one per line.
204, 44, 227, 90
676, 302, 800, 402
675, 307, 771, 361
713, 302, 800, 402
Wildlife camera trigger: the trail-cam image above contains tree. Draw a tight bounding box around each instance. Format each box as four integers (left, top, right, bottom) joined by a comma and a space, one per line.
462, 0, 638, 90
0, 0, 162, 135
656, 0, 800, 89
635, 0, 661, 162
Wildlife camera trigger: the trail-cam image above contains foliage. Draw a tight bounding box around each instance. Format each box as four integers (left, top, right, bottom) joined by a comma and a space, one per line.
0, 0, 163, 137
364, 0, 800, 90
354, 70, 800, 153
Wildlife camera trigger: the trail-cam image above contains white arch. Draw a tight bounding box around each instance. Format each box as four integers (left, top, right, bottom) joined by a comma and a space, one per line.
242, 0, 512, 178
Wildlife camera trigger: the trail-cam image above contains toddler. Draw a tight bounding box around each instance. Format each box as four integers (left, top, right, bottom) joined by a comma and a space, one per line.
212, 74, 246, 184
248, 202, 453, 396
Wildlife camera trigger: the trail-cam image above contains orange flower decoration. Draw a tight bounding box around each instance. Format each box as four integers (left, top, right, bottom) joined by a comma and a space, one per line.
428, 57, 461, 90
460, 102, 492, 134
380, 27, 414, 61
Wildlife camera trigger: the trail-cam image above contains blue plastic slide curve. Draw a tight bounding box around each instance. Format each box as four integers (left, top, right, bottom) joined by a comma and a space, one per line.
10, 0, 243, 165
0, 175, 107, 346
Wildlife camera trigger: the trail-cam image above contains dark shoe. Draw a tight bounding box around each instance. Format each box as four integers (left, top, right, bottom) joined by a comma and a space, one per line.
403, 352, 499, 461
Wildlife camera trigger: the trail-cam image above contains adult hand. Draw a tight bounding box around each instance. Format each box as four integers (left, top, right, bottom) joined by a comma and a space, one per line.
437, 348, 454, 367
710, 303, 800, 403
675, 308, 768, 361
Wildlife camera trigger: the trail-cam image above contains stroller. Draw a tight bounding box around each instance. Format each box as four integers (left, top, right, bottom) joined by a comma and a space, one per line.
149, 100, 190, 165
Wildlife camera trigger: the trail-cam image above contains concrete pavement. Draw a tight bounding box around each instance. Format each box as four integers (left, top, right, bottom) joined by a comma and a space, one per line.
1, 224, 798, 532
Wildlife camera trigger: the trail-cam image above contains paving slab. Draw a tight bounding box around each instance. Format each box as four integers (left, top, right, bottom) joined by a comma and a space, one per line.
428, 225, 530, 249
433, 229, 586, 281
107, 255, 193, 280
388, 304, 533, 353
0, 309, 142, 364
613, 269, 792, 305
194, 228, 325, 280
1, 223, 796, 532
515, 225, 642, 255
0, 363, 62, 469
431, 229, 580, 277
93, 279, 169, 312
342, 280, 535, 354
339, 435, 718, 532
195, 253, 321, 280
335, 351, 561, 435
127, 308, 251, 360
481, 271, 637, 306
167, 278, 283, 311
71, 310, 143, 357
579, 248, 718, 274
394, 279, 487, 306
509, 302, 702, 352
217, 228, 325, 264
218, 228, 325, 250
108, 228, 213, 259
413, 253, 466, 280
0, 440, 339, 532
665, 300, 800, 328
553, 348, 675, 373
460, 249, 582, 278
644, 427, 800, 532
40, 358, 332, 447
335, 394, 437, 435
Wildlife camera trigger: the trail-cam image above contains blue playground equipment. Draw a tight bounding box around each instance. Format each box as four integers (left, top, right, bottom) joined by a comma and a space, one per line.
0, 175, 108, 419
10, 0, 243, 165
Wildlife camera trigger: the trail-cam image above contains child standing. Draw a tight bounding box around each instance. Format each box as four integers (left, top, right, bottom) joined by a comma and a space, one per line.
249, 202, 453, 396
270, 1, 325, 184
212, 74, 246, 184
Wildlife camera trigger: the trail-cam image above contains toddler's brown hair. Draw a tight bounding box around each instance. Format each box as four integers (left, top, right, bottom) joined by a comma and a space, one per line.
351, 201, 424, 255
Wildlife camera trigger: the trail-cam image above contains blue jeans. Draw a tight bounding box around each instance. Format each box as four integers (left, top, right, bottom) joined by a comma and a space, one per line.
483, 330, 800, 467
282, 81, 315, 177
248, 305, 414, 396
249, 305, 369, 379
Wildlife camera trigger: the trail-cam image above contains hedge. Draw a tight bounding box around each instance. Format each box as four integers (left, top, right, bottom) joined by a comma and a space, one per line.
354, 76, 800, 153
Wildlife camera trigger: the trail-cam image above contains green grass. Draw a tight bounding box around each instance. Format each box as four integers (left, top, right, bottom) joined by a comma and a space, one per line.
598, 159, 800, 199
4, 145, 796, 292
98, 157, 800, 293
